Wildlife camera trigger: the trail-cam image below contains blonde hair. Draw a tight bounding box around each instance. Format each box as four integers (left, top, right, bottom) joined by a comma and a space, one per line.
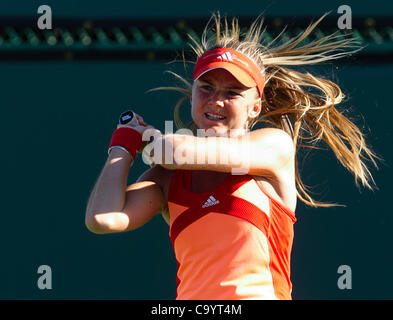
153, 12, 379, 207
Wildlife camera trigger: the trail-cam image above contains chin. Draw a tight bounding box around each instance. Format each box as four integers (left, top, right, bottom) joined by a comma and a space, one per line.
204, 125, 248, 138
206, 126, 229, 137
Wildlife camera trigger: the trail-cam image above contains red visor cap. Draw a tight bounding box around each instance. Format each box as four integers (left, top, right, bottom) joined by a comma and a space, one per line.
193, 48, 265, 96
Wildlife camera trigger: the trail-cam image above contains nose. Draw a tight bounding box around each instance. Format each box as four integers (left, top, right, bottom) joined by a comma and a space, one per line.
209, 90, 225, 108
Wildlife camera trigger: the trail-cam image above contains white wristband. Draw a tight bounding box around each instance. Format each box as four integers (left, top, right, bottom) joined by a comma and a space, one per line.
107, 145, 131, 156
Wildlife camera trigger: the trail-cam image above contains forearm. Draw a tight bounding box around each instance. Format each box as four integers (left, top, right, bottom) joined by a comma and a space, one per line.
156, 129, 293, 175
158, 134, 251, 173
86, 148, 133, 217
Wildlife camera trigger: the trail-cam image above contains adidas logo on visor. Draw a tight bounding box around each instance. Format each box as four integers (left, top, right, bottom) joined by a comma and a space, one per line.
202, 195, 220, 208
216, 52, 233, 61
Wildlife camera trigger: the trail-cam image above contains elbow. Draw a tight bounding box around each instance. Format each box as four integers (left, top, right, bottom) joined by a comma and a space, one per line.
85, 211, 130, 234
85, 214, 109, 234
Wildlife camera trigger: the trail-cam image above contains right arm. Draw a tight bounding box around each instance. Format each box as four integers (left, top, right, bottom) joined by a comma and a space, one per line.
85, 115, 166, 234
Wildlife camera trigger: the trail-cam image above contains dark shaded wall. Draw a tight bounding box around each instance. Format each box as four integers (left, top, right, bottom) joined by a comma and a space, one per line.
0, 0, 391, 17
1, 0, 392, 299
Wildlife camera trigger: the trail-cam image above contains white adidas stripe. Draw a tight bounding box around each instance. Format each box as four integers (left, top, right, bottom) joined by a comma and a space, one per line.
217, 52, 233, 61
202, 195, 220, 208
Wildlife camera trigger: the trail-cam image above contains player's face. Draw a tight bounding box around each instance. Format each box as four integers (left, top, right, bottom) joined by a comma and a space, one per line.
191, 69, 260, 136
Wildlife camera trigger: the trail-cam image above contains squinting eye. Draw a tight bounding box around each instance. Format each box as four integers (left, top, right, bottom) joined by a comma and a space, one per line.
228, 91, 240, 97
200, 85, 212, 91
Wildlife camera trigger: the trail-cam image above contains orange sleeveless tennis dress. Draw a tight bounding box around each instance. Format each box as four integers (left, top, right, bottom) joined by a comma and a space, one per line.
168, 169, 296, 300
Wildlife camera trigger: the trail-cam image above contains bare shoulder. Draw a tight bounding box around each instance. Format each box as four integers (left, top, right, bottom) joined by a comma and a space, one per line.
250, 128, 297, 212
251, 127, 294, 150
247, 127, 295, 176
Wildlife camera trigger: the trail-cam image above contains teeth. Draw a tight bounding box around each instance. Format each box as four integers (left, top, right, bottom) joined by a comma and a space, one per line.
206, 113, 225, 120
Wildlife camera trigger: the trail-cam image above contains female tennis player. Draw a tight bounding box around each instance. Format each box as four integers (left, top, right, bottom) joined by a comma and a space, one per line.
85, 13, 378, 300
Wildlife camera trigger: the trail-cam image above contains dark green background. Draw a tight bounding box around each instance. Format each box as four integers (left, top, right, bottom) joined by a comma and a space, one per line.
1, 0, 392, 299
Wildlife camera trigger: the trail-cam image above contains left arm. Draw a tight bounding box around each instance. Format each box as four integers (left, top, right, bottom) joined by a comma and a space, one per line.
156, 128, 294, 176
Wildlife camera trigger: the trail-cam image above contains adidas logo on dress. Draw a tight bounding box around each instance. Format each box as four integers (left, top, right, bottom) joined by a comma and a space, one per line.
202, 196, 220, 208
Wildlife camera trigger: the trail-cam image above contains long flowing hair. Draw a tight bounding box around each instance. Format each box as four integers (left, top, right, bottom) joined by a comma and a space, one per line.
152, 12, 379, 207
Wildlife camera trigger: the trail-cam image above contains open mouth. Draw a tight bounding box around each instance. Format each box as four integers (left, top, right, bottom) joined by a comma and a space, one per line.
204, 112, 226, 121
